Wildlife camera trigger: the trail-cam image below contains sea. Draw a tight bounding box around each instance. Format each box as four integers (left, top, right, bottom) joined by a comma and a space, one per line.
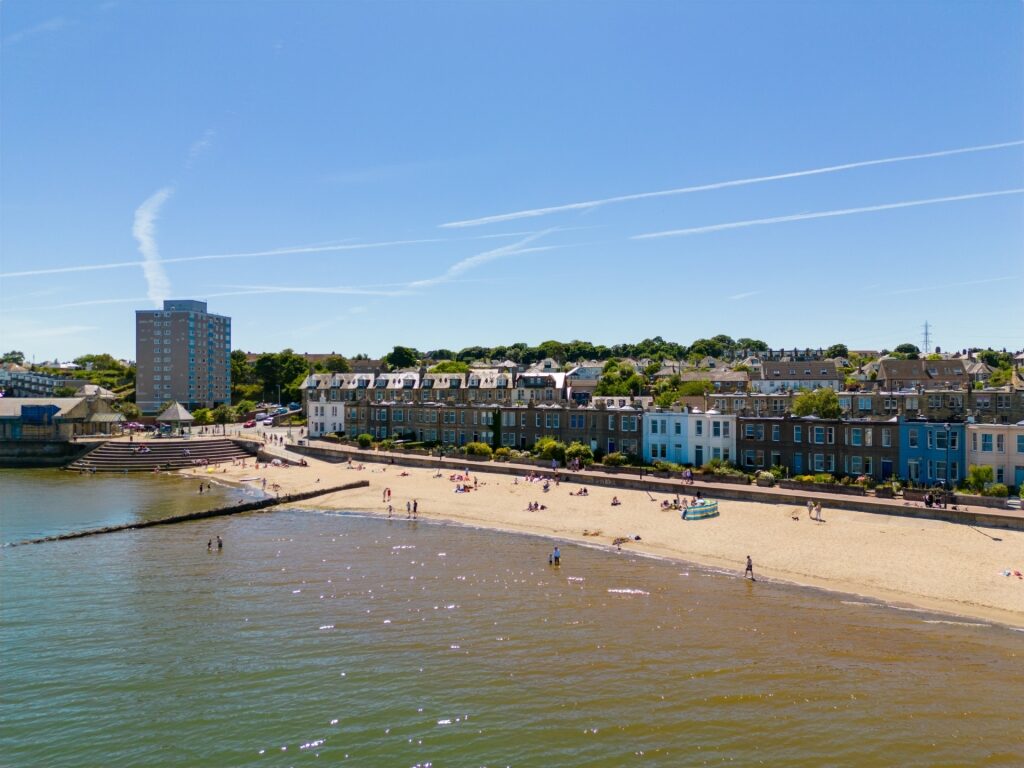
2, 469, 1023, 766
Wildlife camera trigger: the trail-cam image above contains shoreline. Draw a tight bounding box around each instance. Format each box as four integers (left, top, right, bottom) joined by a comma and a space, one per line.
197, 453, 1024, 631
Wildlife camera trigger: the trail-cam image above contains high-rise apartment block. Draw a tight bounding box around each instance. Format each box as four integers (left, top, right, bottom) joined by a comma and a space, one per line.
135, 300, 231, 415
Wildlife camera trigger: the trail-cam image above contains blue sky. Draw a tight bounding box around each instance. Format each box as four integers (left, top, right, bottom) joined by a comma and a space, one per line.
1, 0, 1021, 362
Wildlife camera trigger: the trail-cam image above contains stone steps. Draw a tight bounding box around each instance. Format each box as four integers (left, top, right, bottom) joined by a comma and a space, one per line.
67, 439, 254, 472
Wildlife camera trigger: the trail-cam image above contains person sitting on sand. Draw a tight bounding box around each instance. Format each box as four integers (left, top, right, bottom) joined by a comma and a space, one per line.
611, 496, 621, 506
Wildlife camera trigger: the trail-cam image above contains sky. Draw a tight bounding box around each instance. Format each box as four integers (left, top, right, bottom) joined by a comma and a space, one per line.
1, 0, 1022, 363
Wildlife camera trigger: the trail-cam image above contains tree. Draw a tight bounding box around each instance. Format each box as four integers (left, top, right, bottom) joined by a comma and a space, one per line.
429, 360, 470, 374
654, 379, 712, 407
192, 408, 213, 426
792, 388, 842, 419
565, 441, 594, 466
825, 344, 849, 359
231, 350, 254, 384
464, 442, 493, 457
73, 353, 125, 372
322, 355, 351, 373
689, 338, 724, 359
2, 350, 25, 365
235, 399, 256, 416
894, 343, 920, 359
356, 433, 374, 448
736, 338, 769, 353
116, 401, 141, 420
533, 437, 566, 463
537, 340, 567, 363
211, 403, 236, 434
384, 345, 419, 369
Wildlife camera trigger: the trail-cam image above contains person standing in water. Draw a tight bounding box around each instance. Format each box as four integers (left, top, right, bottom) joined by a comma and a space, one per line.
744, 555, 755, 581
216, 535, 223, 551
550, 546, 561, 565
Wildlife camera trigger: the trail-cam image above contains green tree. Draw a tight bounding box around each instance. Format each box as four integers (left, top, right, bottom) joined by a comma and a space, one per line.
235, 399, 257, 416
429, 360, 470, 373
2, 350, 25, 365
533, 437, 566, 463
211, 403, 236, 434
384, 345, 419, 369
825, 344, 849, 359
54, 386, 77, 397
792, 388, 842, 419
689, 338, 724, 359
537, 340, 567, 363
565, 441, 594, 466
893, 343, 920, 359
231, 350, 254, 384
356, 433, 374, 448
736, 338, 769, 353
73, 353, 125, 372
322, 354, 351, 373
464, 442, 493, 458
116, 401, 141, 420
192, 408, 213, 426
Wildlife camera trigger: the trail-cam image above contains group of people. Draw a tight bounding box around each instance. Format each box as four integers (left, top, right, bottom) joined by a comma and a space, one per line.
206, 536, 223, 551
794, 500, 825, 521
385, 499, 419, 519
570, 487, 590, 497
526, 501, 548, 511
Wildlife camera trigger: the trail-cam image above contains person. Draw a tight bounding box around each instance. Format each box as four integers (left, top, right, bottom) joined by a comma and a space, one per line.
413, 499, 418, 518
406, 501, 411, 518
744, 555, 755, 581
207, 539, 212, 551
807, 499, 814, 518
551, 546, 561, 566
216, 535, 223, 551
814, 501, 823, 521
387, 504, 393, 518
611, 496, 621, 506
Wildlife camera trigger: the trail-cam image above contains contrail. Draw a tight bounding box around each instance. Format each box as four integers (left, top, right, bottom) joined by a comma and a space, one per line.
439, 139, 1024, 228
0, 232, 533, 279
132, 187, 174, 305
631, 189, 1024, 239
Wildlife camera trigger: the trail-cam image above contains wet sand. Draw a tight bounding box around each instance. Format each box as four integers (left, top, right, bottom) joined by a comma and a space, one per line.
201, 453, 1024, 628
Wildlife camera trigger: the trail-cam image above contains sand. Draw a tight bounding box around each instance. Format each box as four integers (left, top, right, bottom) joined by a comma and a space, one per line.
203, 452, 1024, 628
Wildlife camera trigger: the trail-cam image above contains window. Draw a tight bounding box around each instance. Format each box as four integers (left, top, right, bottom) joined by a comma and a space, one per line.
996, 467, 1004, 483
909, 429, 919, 449
858, 397, 872, 411
745, 424, 755, 438
1017, 435, 1024, 454
908, 459, 920, 481
696, 421, 703, 436
850, 456, 862, 474
713, 421, 721, 438
793, 425, 802, 443
674, 422, 682, 435
850, 428, 862, 446
772, 424, 780, 442
608, 415, 616, 430
814, 426, 825, 444
882, 428, 891, 448
935, 430, 947, 450
997, 434, 1004, 453
839, 397, 851, 411
813, 453, 825, 471
651, 420, 658, 435
981, 434, 993, 452
723, 422, 730, 438
949, 431, 958, 450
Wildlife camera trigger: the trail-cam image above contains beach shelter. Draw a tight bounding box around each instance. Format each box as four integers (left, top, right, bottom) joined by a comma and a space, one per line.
157, 401, 195, 435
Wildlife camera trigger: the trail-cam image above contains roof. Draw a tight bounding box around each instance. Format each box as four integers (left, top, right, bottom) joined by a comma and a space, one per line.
678, 370, 749, 383
158, 402, 194, 422
0, 397, 85, 419
75, 384, 118, 399
759, 361, 838, 380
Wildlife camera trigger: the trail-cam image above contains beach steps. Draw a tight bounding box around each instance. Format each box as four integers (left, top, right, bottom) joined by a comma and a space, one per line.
66, 439, 254, 473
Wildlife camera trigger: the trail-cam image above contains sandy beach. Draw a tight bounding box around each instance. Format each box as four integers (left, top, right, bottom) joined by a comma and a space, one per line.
201, 451, 1024, 628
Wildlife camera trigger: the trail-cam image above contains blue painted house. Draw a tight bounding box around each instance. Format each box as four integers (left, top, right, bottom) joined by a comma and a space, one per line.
643, 408, 689, 464
898, 418, 964, 486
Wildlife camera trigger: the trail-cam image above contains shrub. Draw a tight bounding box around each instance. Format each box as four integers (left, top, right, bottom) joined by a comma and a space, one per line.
464, 441, 493, 458
654, 461, 682, 473
564, 441, 594, 466
602, 452, 626, 466
812, 473, 836, 485
494, 446, 512, 460
533, 437, 566, 463
356, 433, 374, 449
981, 483, 1008, 498
755, 470, 775, 484
378, 438, 395, 451
963, 465, 995, 494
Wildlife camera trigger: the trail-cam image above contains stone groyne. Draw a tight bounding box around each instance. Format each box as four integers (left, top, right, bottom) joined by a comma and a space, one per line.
6, 480, 369, 547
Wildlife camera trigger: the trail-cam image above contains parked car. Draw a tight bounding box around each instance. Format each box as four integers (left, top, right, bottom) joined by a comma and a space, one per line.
254, 412, 267, 421
273, 407, 288, 415
243, 420, 256, 428
288, 402, 301, 411
262, 418, 275, 426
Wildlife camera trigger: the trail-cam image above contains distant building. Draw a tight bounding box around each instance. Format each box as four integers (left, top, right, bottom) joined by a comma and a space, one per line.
966, 422, 1024, 489
0, 397, 123, 440
135, 300, 231, 415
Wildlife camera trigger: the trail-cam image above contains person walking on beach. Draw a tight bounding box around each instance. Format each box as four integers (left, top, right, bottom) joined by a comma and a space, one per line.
806, 499, 813, 519
387, 504, 393, 518
413, 499, 418, 518
744, 555, 755, 581
406, 501, 411, 518
814, 501, 823, 521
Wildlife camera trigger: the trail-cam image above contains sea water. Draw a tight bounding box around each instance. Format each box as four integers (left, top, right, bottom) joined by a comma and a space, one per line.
1, 473, 1022, 766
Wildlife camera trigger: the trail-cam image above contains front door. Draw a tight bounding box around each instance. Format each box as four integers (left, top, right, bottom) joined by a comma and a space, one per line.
694, 445, 703, 467
881, 459, 893, 479
794, 453, 802, 474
